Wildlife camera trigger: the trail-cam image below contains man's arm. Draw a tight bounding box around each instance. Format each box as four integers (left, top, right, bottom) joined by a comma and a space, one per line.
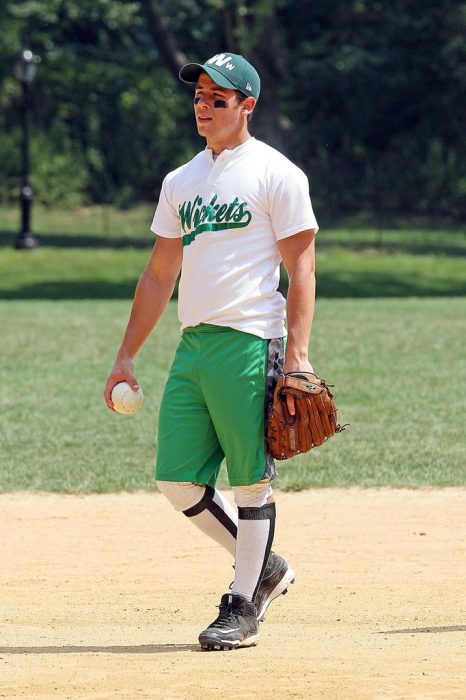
104, 235, 183, 410
277, 229, 317, 414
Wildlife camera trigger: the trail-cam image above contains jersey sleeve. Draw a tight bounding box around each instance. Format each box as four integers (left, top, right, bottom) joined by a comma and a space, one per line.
150, 175, 181, 238
268, 164, 319, 241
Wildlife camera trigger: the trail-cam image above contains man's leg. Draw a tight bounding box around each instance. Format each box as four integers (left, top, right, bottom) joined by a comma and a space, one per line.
230, 482, 275, 602
232, 482, 295, 622
198, 481, 294, 651
156, 481, 237, 557
157, 328, 292, 649
158, 479, 293, 619
158, 479, 276, 601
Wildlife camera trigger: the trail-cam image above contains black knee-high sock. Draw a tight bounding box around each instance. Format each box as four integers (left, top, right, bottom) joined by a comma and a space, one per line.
231, 502, 276, 602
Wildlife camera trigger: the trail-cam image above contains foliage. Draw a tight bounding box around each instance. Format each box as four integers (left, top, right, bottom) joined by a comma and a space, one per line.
281, 0, 466, 221
0, 0, 196, 205
0, 1, 465, 220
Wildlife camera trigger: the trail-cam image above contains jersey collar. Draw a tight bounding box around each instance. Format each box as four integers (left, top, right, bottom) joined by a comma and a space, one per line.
204, 137, 256, 164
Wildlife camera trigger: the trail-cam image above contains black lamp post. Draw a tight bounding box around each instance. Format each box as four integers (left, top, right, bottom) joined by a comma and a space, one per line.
13, 48, 41, 249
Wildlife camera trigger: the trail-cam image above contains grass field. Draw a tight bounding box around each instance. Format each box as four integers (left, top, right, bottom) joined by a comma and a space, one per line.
1, 246, 466, 300
1, 205, 465, 491
2, 204, 466, 254
1, 298, 465, 492
1, 205, 466, 300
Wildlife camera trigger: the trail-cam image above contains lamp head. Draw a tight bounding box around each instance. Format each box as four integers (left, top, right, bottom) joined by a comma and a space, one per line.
13, 48, 41, 84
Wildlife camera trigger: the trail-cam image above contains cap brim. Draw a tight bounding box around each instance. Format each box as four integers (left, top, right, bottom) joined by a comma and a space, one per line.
179, 63, 237, 91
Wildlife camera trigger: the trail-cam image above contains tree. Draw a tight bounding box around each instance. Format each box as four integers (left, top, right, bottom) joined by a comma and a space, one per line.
1, 0, 464, 220
141, 0, 290, 150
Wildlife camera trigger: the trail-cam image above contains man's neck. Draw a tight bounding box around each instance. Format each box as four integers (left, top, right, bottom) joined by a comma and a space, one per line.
207, 131, 252, 156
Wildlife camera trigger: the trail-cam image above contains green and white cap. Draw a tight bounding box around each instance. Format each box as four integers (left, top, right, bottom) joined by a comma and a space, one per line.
179, 52, 260, 100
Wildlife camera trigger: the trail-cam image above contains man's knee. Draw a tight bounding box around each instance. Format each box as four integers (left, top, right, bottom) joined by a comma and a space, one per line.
156, 480, 206, 512
233, 481, 273, 508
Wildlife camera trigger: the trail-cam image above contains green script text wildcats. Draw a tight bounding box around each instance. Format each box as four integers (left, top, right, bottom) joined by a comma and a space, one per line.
179, 194, 252, 246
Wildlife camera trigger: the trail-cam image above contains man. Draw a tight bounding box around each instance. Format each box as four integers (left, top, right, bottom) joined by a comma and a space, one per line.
104, 52, 318, 651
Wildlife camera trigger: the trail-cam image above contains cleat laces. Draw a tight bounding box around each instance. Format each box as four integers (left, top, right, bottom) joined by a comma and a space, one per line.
210, 596, 239, 629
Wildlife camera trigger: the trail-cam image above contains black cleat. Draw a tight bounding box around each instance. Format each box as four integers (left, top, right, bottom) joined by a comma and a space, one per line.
254, 552, 295, 622
198, 593, 259, 651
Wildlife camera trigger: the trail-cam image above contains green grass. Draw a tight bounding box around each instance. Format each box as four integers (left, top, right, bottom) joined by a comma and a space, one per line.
319, 226, 466, 256
0, 203, 154, 244
1, 298, 465, 492
0, 246, 464, 300
1, 205, 465, 299
1, 205, 465, 490
314, 249, 466, 297
1, 205, 465, 254
0, 247, 148, 299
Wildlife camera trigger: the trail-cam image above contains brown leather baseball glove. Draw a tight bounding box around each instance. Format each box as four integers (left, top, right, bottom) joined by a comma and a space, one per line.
266, 371, 346, 460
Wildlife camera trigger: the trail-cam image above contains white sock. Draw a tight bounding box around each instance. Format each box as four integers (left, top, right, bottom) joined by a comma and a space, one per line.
231, 503, 276, 602
183, 486, 237, 557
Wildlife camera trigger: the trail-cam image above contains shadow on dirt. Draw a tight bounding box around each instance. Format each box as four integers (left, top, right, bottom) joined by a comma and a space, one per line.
379, 624, 466, 634
0, 643, 200, 654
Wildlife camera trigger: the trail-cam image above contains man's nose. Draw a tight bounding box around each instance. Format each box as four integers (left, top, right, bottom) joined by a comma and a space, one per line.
197, 95, 212, 108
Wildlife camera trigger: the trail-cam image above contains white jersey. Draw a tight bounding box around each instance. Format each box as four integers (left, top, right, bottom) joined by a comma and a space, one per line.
150, 137, 318, 339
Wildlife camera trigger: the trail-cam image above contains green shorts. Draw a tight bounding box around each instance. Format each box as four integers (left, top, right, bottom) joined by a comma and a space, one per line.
156, 325, 285, 487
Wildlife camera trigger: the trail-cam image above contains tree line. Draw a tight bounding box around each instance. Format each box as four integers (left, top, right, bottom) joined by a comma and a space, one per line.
1, 0, 465, 223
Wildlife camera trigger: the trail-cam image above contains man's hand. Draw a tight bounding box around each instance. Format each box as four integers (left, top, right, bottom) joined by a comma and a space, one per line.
267, 369, 344, 460
104, 359, 139, 411
278, 229, 317, 420
282, 360, 314, 416
103, 236, 182, 412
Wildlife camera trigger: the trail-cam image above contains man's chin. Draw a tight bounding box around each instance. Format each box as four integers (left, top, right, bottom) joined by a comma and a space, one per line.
196, 123, 209, 134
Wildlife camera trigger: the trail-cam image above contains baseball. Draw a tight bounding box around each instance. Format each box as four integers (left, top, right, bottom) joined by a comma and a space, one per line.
111, 382, 144, 414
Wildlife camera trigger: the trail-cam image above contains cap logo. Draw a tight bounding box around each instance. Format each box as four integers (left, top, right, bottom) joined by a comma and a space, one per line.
207, 54, 235, 70
246, 83, 252, 91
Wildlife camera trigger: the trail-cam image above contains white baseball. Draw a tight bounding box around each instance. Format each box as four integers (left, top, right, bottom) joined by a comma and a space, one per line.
111, 382, 144, 414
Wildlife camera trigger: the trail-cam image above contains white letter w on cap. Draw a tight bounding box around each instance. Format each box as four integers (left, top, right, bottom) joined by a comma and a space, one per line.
207, 54, 234, 69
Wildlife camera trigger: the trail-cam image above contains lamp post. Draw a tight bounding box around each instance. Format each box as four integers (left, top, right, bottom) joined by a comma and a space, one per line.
13, 48, 41, 249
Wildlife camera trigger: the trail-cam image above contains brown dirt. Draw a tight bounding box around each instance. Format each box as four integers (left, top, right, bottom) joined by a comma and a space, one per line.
0, 490, 465, 700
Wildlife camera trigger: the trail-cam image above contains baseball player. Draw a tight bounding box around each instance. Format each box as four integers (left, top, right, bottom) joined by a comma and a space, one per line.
104, 52, 318, 651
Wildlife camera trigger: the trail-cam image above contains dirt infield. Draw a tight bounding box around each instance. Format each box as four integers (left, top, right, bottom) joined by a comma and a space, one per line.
1, 490, 465, 700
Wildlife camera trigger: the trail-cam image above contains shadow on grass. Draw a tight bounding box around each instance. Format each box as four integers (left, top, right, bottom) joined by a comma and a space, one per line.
2, 273, 466, 300
321, 241, 466, 257
0, 280, 138, 300
315, 271, 466, 298
0, 230, 152, 249
1, 229, 465, 256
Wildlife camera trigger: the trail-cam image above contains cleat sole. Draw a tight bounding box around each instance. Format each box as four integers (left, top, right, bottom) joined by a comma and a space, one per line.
199, 634, 259, 651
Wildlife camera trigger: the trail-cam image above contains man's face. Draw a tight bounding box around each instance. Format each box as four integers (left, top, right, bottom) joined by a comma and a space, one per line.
194, 72, 251, 143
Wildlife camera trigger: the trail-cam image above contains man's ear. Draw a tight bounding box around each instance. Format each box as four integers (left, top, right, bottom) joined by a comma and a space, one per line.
242, 97, 256, 116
